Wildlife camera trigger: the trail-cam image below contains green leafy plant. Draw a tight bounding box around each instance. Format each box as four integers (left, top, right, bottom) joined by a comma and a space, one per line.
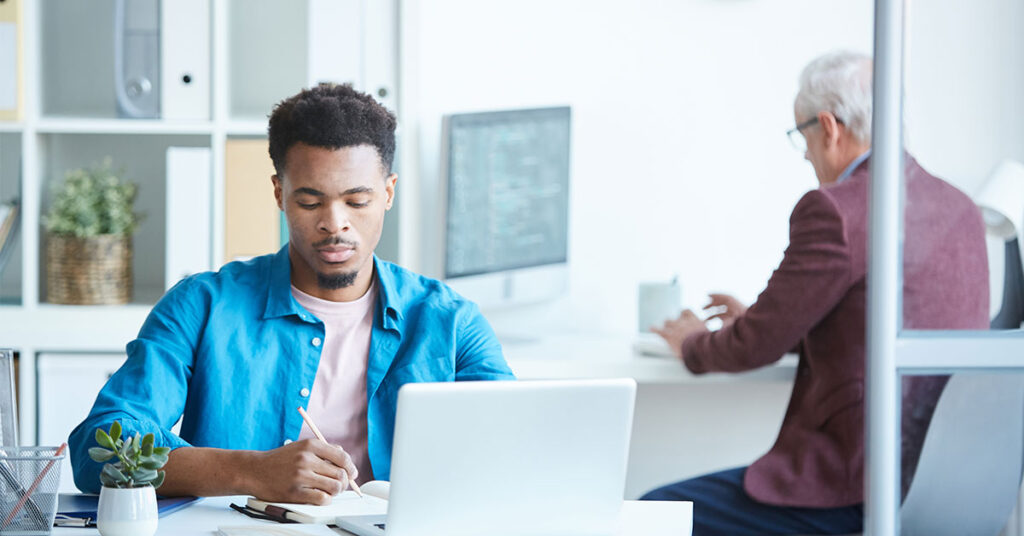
88, 421, 169, 489
44, 158, 143, 237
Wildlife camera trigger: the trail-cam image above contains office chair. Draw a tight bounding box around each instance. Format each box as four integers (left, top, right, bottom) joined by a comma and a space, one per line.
801, 370, 1024, 536
896, 214, 1024, 535
991, 235, 1024, 330
898, 373, 1024, 535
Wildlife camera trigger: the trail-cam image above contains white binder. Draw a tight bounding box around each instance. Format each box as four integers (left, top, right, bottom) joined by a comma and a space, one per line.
165, 147, 212, 289
161, 0, 211, 120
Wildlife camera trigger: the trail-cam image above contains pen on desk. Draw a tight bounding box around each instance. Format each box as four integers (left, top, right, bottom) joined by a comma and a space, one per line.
297, 406, 364, 497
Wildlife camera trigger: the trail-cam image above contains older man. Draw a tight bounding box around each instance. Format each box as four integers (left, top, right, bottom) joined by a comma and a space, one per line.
647, 51, 988, 535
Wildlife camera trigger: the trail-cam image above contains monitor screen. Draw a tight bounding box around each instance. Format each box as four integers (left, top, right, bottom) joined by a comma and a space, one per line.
444, 107, 571, 279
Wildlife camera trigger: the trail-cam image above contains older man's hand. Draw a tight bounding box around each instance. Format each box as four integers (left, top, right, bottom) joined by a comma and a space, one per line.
703, 293, 748, 328
651, 309, 709, 361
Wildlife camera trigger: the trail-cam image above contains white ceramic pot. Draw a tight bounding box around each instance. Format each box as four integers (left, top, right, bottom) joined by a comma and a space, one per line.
96, 485, 158, 536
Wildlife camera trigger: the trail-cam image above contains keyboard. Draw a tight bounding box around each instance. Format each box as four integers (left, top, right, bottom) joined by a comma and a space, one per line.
632, 333, 677, 357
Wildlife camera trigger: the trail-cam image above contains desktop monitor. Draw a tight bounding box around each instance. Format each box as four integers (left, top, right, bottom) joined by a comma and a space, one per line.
441, 106, 571, 309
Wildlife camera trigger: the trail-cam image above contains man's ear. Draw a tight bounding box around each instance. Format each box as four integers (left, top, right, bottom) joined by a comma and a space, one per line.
384, 173, 397, 211
272, 174, 284, 211
818, 111, 842, 147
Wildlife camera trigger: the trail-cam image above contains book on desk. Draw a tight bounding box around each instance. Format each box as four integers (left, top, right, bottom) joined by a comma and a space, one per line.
242, 481, 388, 524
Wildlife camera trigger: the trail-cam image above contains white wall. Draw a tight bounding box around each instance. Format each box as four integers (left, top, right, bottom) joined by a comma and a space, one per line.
403, 0, 875, 337
401, 0, 1024, 337
905, 0, 1024, 194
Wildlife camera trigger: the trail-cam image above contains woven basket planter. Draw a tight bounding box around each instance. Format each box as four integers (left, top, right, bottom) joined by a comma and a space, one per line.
46, 234, 133, 305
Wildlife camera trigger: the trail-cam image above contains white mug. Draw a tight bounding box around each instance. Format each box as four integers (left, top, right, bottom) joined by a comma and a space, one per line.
638, 280, 682, 332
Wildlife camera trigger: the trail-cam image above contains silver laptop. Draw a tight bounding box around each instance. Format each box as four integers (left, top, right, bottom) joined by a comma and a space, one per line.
336, 378, 637, 536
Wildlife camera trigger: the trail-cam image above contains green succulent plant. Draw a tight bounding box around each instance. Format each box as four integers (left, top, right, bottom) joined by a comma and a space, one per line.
44, 159, 143, 238
88, 421, 169, 489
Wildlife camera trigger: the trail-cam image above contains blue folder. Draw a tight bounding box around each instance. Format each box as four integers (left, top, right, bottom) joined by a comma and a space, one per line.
55, 494, 199, 527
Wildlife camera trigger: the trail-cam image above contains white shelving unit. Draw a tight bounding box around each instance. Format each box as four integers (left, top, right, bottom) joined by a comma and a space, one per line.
0, 0, 399, 448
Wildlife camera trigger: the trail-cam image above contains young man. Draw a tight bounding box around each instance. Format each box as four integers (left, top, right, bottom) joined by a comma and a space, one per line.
648, 51, 988, 534
70, 84, 514, 503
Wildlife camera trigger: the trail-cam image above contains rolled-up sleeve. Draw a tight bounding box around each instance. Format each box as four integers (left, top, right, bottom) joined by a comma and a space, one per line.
68, 277, 208, 493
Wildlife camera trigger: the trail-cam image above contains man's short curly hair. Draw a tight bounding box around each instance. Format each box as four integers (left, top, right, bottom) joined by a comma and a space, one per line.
268, 84, 397, 177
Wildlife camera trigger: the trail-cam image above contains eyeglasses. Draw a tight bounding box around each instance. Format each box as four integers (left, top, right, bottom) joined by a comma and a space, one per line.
786, 117, 820, 152
786, 114, 844, 152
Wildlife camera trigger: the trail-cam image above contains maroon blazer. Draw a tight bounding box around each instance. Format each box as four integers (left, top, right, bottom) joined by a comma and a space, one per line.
681, 155, 989, 507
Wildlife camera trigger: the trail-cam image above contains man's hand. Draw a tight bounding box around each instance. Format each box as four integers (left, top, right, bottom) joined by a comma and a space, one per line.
246, 439, 358, 505
651, 310, 709, 360
155, 440, 359, 504
703, 293, 748, 328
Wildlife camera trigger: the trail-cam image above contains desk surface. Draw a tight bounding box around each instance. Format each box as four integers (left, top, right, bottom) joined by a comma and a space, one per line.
503, 333, 796, 383
52, 496, 693, 536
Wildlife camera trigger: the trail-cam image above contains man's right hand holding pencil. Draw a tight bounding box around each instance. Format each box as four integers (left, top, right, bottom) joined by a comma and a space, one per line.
154, 438, 358, 505
245, 438, 359, 505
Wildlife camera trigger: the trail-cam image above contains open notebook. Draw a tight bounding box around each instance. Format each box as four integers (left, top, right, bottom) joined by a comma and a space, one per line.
244, 481, 389, 524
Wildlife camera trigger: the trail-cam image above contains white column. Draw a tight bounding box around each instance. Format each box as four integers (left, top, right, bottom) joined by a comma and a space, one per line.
866, 0, 906, 534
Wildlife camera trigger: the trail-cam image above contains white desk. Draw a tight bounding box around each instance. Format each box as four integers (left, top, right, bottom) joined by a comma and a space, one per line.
502, 333, 797, 383
502, 334, 796, 498
51, 496, 693, 536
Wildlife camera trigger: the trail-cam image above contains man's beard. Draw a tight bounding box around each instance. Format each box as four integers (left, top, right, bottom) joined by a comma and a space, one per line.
312, 236, 360, 289
317, 270, 359, 289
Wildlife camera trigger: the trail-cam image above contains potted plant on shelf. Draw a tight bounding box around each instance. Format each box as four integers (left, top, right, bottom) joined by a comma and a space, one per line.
44, 159, 142, 304
88, 421, 169, 536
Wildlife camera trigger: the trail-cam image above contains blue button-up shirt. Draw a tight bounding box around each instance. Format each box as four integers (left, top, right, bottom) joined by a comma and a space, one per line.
69, 246, 514, 492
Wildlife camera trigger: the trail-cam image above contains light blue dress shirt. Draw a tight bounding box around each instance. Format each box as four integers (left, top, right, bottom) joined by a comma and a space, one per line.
69, 246, 514, 492
836, 149, 871, 184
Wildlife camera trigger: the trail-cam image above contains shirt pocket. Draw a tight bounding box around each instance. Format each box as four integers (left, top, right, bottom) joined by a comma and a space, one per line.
814, 379, 864, 429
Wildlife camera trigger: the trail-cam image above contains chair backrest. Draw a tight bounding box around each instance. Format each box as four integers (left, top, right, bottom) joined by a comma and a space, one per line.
991, 236, 1024, 329
0, 349, 16, 447
899, 373, 1024, 536
983, 202, 1024, 330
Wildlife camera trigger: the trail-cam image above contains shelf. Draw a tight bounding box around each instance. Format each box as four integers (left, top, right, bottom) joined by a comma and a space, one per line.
36, 118, 215, 135
225, 119, 269, 136
0, 123, 25, 133
0, 303, 151, 351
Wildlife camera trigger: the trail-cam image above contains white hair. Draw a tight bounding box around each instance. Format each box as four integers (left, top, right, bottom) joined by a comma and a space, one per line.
795, 50, 873, 146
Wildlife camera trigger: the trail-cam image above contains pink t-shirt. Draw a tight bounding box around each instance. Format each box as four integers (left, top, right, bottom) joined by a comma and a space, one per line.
291, 282, 376, 482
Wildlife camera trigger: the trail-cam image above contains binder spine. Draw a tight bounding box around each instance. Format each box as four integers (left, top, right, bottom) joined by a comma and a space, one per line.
160, 0, 211, 120
165, 147, 212, 289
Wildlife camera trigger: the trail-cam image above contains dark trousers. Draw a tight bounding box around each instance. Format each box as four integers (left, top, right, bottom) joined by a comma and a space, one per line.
640, 467, 863, 536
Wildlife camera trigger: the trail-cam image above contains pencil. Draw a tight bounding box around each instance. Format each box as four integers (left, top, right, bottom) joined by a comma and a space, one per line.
297, 406, 364, 497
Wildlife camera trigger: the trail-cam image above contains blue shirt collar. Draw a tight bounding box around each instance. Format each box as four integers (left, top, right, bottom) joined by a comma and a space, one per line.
262, 245, 403, 331
372, 256, 404, 332
836, 149, 872, 183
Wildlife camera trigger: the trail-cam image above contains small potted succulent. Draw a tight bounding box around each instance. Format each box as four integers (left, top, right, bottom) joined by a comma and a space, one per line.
88, 421, 169, 536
